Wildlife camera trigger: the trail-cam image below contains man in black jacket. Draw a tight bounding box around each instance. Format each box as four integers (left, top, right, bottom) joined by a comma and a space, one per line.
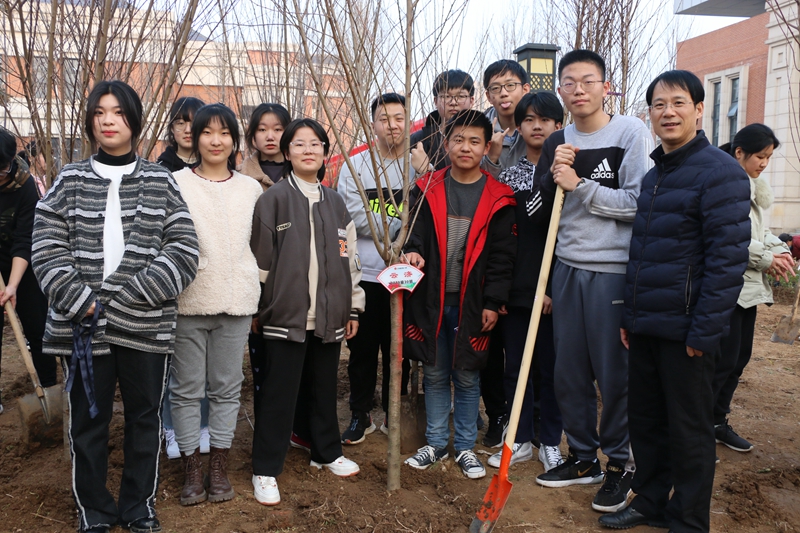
599, 70, 751, 533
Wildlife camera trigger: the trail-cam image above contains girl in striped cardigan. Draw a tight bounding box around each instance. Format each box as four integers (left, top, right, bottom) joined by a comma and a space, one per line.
31, 80, 199, 533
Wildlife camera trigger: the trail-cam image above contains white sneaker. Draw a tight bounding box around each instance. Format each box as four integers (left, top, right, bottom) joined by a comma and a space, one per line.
164, 428, 180, 460
199, 426, 210, 454
310, 455, 360, 477
252, 475, 280, 505
539, 444, 564, 472
488, 441, 534, 468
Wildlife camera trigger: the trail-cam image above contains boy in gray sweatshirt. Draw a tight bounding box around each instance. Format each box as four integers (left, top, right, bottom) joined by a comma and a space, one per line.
337, 93, 415, 444
528, 50, 653, 514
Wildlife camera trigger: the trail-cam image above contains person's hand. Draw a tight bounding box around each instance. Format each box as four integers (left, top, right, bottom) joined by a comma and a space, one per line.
551, 144, 579, 171
686, 346, 703, 357
481, 309, 499, 332
345, 319, 359, 339
403, 252, 425, 269
498, 305, 508, 316
251, 316, 261, 334
768, 252, 796, 283
86, 302, 96, 317
542, 295, 552, 315
620, 328, 629, 350
552, 164, 582, 191
487, 119, 512, 164
0, 283, 17, 308
411, 142, 430, 174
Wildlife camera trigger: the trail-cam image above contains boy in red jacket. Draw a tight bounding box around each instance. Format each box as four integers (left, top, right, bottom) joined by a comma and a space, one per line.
402, 110, 516, 479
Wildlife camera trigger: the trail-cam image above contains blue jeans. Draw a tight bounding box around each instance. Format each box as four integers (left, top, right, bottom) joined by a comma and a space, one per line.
423, 306, 481, 452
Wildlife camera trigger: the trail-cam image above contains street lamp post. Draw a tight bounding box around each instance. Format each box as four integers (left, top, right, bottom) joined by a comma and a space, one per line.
513, 43, 560, 93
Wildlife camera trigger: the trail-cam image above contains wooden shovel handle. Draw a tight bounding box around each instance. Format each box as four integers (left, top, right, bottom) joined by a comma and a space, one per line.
0, 275, 46, 400
503, 186, 565, 453
790, 277, 800, 323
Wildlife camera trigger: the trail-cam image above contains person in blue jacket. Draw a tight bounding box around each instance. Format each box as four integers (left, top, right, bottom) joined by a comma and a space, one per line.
600, 70, 751, 533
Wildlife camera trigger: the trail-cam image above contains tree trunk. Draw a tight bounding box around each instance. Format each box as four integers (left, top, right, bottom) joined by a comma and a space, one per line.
387, 290, 403, 491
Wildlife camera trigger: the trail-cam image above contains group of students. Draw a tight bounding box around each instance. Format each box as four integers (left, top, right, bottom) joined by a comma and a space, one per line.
0, 46, 793, 533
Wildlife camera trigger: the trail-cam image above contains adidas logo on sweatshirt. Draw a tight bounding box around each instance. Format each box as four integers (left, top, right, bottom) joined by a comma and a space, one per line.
590, 158, 616, 180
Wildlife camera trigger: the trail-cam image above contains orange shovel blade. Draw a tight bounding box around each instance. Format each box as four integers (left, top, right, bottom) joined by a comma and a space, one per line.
469, 443, 513, 533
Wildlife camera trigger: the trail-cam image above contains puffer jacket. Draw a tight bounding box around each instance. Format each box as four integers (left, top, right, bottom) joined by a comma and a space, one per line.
738, 176, 791, 308
623, 131, 751, 354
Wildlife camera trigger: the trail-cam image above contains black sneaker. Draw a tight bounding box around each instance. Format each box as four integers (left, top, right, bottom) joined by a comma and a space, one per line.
715, 419, 753, 452
341, 412, 376, 445
482, 414, 508, 448
455, 449, 486, 479
592, 462, 633, 512
536, 450, 604, 488
404, 445, 448, 470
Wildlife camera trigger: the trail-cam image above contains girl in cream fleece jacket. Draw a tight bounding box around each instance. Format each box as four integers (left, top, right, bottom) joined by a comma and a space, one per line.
169, 104, 263, 507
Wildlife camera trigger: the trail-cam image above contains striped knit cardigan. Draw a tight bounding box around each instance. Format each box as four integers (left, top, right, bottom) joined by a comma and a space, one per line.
31, 157, 199, 356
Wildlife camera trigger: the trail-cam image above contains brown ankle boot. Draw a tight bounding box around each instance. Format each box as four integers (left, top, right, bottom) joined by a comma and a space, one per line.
207, 447, 234, 503
180, 449, 207, 506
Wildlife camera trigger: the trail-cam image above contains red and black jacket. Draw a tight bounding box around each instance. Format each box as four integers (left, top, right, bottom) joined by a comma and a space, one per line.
402, 168, 516, 371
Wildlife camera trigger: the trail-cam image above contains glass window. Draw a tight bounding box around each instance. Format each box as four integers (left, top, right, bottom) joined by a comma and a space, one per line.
64, 58, 80, 99
727, 78, 739, 143
33, 56, 48, 100
711, 81, 721, 146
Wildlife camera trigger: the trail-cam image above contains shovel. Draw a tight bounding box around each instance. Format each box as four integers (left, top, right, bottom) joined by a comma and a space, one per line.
0, 276, 63, 447
470, 185, 565, 533
771, 278, 800, 344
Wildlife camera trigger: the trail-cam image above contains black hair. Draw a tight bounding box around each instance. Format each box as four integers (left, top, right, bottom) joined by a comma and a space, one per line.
0, 127, 16, 171
558, 49, 606, 81
85, 80, 143, 152
280, 118, 330, 182
718, 123, 780, 159
779, 233, 793, 243
166, 97, 205, 149
483, 60, 529, 90
244, 103, 292, 153
514, 92, 564, 127
444, 109, 493, 143
433, 69, 475, 97
190, 103, 241, 171
645, 70, 705, 106
370, 93, 406, 120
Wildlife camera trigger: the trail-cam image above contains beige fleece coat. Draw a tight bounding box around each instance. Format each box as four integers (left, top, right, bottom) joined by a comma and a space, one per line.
174, 168, 263, 316
238, 153, 274, 191
739, 176, 791, 308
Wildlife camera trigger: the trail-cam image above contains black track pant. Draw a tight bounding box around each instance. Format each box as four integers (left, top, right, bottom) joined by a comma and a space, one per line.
252, 333, 342, 476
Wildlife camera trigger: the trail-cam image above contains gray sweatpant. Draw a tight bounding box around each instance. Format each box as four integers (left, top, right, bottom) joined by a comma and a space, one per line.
171, 314, 251, 452
551, 260, 630, 465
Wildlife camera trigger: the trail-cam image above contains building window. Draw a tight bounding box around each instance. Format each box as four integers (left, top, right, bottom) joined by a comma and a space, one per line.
64, 58, 80, 99
712, 81, 721, 146
33, 56, 49, 100
728, 77, 739, 143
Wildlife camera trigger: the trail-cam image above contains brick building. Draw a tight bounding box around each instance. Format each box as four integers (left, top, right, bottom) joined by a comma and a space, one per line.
675, 0, 800, 233
676, 12, 770, 145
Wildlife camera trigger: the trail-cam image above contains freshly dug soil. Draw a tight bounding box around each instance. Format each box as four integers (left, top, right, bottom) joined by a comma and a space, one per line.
1, 304, 798, 532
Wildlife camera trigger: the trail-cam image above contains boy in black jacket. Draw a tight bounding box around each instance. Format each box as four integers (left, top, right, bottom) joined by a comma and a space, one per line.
489, 92, 564, 472
402, 110, 516, 479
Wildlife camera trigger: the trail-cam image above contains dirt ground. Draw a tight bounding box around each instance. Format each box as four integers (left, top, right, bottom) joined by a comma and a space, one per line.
1, 303, 799, 533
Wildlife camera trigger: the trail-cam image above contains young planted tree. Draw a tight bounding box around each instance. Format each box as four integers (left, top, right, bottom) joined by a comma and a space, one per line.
283, 0, 469, 491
